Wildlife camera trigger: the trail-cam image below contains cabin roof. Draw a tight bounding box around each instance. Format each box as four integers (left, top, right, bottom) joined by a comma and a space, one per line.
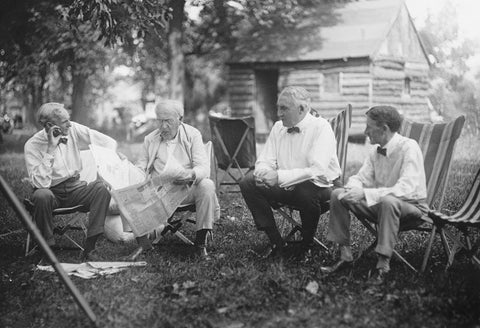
230, 0, 419, 63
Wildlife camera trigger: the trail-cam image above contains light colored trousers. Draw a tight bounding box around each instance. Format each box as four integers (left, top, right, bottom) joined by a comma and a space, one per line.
180, 178, 220, 230
326, 188, 428, 258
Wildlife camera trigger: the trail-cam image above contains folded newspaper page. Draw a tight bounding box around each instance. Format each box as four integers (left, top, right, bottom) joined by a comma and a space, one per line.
90, 144, 192, 237
111, 180, 189, 237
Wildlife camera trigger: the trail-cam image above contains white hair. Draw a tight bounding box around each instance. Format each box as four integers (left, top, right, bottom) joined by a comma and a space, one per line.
155, 99, 184, 119
37, 102, 67, 126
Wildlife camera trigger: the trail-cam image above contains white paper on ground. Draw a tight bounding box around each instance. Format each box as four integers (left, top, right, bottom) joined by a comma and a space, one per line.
36, 261, 147, 279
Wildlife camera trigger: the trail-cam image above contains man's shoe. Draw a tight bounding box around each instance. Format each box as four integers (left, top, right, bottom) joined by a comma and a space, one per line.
319, 259, 353, 274
258, 243, 285, 259
194, 246, 211, 261
367, 268, 389, 286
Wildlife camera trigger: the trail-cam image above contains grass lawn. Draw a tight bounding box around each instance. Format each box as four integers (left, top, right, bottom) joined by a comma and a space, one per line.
0, 132, 480, 328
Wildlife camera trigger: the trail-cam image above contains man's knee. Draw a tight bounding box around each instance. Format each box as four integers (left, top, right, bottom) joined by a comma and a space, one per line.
331, 188, 343, 201
196, 178, 216, 195
378, 195, 401, 211
32, 188, 55, 205
239, 172, 255, 192
91, 181, 110, 198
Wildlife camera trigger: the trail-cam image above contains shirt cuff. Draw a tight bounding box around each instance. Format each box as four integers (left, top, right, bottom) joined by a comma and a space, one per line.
364, 188, 380, 207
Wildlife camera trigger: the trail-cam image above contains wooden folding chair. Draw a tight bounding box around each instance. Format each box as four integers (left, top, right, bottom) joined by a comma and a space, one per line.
22, 150, 97, 256
427, 167, 480, 270
23, 200, 88, 255
356, 115, 466, 273
209, 115, 256, 190
152, 141, 217, 246
273, 105, 352, 250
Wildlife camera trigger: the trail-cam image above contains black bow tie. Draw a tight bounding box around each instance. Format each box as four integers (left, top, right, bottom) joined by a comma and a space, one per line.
377, 146, 387, 156
287, 126, 300, 134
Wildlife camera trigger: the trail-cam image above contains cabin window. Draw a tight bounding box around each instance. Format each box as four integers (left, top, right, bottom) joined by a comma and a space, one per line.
403, 77, 411, 96
323, 72, 342, 94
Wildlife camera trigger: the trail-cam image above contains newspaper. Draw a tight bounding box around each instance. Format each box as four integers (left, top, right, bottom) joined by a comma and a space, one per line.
37, 261, 147, 279
89, 145, 133, 190
90, 144, 193, 237
110, 180, 189, 237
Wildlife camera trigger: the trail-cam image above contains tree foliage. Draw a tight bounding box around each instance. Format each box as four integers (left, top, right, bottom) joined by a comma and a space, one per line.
418, 1, 480, 133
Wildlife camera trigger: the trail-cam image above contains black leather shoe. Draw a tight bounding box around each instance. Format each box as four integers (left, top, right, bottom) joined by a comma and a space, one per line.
195, 246, 211, 261
259, 243, 286, 259
319, 259, 353, 274
367, 268, 389, 286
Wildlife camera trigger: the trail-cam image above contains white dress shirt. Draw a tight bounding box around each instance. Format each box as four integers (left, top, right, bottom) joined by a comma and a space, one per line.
136, 123, 209, 184
255, 112, 341, 188
346, 132, 427, 207
24, 122, 117, 188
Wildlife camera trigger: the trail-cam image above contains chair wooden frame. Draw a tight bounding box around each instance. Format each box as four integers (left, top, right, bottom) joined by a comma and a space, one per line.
427, 167, 480, 270
209, 115, 256, 190
356, 115, 466, 273
274, 105, 353, 250
23, 199, 88, 256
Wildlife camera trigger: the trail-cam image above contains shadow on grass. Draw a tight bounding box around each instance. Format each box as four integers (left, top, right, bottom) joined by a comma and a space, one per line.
1, 142, 480, 328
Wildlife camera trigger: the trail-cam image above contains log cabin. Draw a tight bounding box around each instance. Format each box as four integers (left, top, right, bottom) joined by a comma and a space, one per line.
226, 0, 431, 140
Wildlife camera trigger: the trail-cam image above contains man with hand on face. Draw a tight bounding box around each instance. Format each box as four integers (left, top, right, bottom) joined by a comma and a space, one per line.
239, 86, 341, 260
24, 102, 118, 261
320, 106, 428, 285
125, 99, 219, 261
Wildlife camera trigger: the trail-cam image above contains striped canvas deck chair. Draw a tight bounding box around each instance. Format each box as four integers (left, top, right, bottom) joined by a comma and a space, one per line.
274, 104, 352, 249
427, 167, 480, 270
209, 114, 256, 191
357, 115, 465, 272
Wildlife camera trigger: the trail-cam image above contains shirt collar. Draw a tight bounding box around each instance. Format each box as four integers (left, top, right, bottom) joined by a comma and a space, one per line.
380, 133, 400, 157
161, 129, 179, 145
283, 112, 314, 133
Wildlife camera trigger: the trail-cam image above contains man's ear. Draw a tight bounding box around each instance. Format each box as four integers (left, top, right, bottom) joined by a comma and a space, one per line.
299, 105, 305, 113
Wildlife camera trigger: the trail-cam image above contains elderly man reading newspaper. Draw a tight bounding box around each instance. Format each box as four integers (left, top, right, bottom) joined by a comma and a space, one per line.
118, 99, 219, 261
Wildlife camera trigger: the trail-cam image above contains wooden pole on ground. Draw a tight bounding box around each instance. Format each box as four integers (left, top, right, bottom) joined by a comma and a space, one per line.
0, 174, 97, 326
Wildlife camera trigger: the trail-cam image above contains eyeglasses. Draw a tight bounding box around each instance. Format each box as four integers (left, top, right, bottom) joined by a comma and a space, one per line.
156, 118, 177, 125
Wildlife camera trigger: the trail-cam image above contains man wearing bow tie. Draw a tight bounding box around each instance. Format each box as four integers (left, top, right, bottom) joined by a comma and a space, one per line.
24, 102, 118, 261
321, 106, 428, 284
239, 86, 341, 260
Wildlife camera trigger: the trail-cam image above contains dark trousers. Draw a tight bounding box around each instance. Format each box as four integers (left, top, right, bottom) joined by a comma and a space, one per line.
31, 177, 111, 244
239, 172, 331, 245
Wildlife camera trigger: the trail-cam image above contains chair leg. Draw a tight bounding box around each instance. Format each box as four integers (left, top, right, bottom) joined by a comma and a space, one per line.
174, 231, 194, 245
25, 233, 40, 256
63, 234, 85, 251
393, 249, 418, 273
442, 228, 467, 270
420, 225, 437, 273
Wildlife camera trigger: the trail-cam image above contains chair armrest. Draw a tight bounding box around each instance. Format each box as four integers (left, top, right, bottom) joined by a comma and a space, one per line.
428, 210, 451, 223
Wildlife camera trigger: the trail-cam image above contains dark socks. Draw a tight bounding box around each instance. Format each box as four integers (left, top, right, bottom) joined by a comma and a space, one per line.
84, 234, 100, 254
194, 229, 211, 247
264, 227, 284, 247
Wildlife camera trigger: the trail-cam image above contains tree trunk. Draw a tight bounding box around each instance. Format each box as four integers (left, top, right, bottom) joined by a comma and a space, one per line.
168, 0, 186, 105
71, 72, 88, 124
27, 80, 44, 128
